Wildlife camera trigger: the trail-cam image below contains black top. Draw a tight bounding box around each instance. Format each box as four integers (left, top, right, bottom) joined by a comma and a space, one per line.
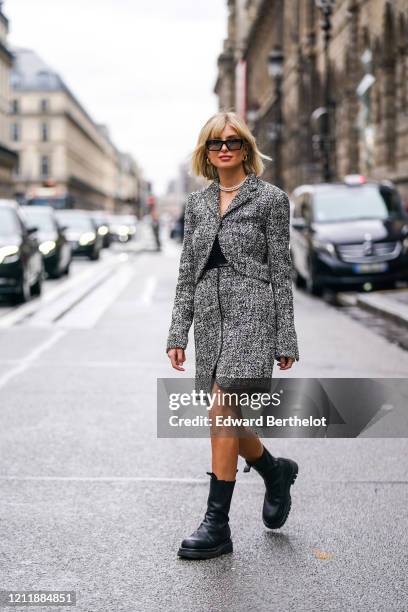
204, 234, 228, 270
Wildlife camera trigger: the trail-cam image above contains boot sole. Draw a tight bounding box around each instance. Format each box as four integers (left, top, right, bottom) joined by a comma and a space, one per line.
177, 539, 233, 560
263, 460, 298, 530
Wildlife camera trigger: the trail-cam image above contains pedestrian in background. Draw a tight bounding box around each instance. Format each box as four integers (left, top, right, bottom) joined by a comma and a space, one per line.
166, 111, 300, 560
148, 197, 161, 251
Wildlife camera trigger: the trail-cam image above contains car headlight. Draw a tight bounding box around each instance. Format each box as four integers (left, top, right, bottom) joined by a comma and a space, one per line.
79, 232, 96, 245
39, 240, 56, 255
312, 238, 336, 256
98, 225, 108, 235
0, 245, 19, 264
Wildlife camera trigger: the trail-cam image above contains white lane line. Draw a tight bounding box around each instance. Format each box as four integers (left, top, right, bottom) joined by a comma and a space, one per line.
25, 262, 118, 327
0, 329, 66, 390
54, 263, 136, 329
0, 255, 118, 329
0, 476, 259, 484
0, 476, 404, 484
139, 275, 157, 306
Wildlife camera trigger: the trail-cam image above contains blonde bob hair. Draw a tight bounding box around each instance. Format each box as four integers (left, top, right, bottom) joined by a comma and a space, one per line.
190, 110, 272, 181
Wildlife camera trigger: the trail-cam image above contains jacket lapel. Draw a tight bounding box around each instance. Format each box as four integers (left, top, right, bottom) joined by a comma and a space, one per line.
205, 171, 259, 220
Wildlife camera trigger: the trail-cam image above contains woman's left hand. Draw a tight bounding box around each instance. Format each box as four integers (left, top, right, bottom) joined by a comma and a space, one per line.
277, 356, 294, 370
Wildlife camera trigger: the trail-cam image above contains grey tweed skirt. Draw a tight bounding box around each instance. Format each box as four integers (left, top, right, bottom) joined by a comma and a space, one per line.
193, 262, 276, 405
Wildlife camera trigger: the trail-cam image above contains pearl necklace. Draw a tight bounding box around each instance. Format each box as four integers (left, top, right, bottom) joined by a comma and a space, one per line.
218, 175, 248, 192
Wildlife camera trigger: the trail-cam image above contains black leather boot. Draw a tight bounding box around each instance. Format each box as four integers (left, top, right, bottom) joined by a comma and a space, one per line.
243, 446, 298, 529
177, 471, 236, 560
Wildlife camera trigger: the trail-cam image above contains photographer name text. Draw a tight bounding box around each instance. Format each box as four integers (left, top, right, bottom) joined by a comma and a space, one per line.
168, 415, 327, 427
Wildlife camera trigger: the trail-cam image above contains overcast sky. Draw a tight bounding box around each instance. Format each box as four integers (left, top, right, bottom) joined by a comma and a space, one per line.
5, 0, 227, 196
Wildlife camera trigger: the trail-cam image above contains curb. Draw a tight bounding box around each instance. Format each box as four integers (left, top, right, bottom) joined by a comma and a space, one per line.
337, 289, 408, 328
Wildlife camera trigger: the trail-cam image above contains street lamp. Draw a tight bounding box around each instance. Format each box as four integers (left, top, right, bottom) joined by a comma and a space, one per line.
356, 48, 376, 172
267, 46, 284, 81
267, 46, 284, 188
315, 0, 336, 182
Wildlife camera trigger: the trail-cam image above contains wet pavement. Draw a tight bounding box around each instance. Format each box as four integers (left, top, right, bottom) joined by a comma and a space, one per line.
0, 231, 407, 612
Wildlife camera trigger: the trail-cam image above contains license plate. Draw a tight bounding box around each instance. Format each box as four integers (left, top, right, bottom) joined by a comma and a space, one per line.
352, 262, 389, 273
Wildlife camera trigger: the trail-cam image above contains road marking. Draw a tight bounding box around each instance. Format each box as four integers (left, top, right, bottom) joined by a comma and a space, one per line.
0, 329, 66, 390
25, 266, 115, 327
0, 253, 119, 328
54, 262, 136, 328
139, 275, 157, 305
0, 476, 405, 484
0, 476, 214, 483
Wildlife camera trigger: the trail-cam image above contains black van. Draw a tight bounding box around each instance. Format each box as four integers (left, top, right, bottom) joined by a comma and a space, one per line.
290, 176, 408, 295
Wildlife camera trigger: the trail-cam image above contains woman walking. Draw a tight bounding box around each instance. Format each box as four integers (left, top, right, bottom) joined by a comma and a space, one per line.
166, 111, 300, 560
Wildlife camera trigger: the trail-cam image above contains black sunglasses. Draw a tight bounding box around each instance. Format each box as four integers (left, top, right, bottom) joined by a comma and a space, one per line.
206, 138, 245, 151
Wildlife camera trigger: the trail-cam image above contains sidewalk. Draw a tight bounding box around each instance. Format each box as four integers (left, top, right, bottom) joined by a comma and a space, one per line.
337, 285, 408, 328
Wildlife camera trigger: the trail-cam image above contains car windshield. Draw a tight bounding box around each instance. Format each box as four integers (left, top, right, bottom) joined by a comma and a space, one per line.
56, 213, 93, 230
0, 208, 19, 236
21, 209, 55, 231
313, 184, 403, 222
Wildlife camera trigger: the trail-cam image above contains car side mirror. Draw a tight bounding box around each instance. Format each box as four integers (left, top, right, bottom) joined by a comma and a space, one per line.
59, 225, 68, 232
26, 225, 38, 234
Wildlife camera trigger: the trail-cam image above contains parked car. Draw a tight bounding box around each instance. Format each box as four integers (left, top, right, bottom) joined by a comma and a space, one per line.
54, 209, 103, 260
90, 211, 113, 248
20, 205, 72, 278
108, 213, 138, 242
0, 200, 43, 304
290, 175, 408, 295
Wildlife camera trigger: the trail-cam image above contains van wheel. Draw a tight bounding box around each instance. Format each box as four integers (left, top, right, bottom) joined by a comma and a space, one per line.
306, 273, 323, 296
291, 256, 305, 288
306, 261, 323, 296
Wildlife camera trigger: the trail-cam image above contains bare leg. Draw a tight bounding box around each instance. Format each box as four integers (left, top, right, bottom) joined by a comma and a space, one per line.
209, 381, 239, 481
238, 430, 264, 462
209, 381, 265, 478
232, 397, 265, 461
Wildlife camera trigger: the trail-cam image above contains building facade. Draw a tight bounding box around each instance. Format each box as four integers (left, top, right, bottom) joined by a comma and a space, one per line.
115, 151, 141, 215
9, 48, 141, 212
215, 0, 408, 202
0, 3, 18, 196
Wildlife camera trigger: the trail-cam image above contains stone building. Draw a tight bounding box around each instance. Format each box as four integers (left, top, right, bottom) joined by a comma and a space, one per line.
0, 2, 18, 196
115, 151, 141, 215
215, 0, 408, 202
9, 48, 141, 212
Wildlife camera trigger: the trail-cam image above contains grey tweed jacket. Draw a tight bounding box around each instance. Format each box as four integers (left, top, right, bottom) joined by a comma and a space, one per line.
166, 171, 300, 362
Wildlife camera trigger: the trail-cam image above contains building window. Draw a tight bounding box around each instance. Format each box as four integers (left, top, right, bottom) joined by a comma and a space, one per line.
40, 98, 49, 112
41, 122, 49, 142
40, 155, 50, 178
11, 99, 19, 114
10, 123, 20, 142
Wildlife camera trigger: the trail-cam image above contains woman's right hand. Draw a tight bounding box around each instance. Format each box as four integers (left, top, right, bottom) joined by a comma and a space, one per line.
167, 348, 186, 371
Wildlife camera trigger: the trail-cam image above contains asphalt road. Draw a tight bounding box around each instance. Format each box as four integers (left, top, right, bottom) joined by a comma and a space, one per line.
0, 227, 407, 612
